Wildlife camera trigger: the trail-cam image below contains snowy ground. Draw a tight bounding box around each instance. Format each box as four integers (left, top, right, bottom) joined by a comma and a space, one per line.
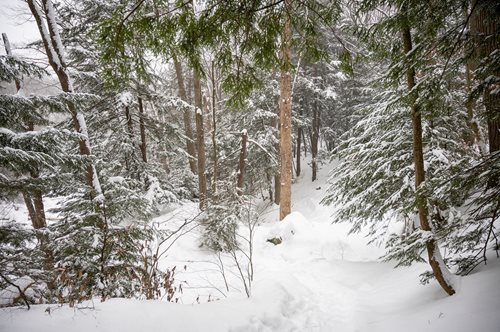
1, 159, 499, 332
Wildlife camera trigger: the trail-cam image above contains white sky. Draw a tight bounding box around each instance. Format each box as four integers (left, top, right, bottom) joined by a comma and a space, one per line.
0, 0, 40, 55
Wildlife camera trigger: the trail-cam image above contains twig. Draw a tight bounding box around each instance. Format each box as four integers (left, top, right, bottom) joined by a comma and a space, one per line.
0, 274, 31, 310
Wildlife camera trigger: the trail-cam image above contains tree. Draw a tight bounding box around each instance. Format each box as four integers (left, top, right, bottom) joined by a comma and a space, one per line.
173, 58, 197, 174
279, 0, 293, 219
27, 0, 102, 196
193, 69, 208, 210
400, 9, 455, 296
322, 0, 492, 295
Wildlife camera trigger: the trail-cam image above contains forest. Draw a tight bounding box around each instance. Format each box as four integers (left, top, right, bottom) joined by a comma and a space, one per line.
0, 0, 499, 331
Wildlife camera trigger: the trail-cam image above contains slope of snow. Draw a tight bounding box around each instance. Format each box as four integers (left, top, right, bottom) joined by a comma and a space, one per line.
1, 159, 499, 332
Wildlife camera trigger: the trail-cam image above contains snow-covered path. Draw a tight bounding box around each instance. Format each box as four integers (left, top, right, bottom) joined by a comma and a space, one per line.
1, 160, 499, 332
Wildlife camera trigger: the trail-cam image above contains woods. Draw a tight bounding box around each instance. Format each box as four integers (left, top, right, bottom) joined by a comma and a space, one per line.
0, 0, 499, 323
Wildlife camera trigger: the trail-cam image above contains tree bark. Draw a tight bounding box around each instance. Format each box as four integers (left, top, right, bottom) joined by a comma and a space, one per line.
138, 97, 148, 163
237, 130, 248, 195
174, 58, 197, 174
401, 21, 455, 296
279, 0, 292, 220
193, 69, 207, 210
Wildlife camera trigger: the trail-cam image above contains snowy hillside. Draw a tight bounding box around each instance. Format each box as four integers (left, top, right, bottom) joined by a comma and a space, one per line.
1, 161, 499, 332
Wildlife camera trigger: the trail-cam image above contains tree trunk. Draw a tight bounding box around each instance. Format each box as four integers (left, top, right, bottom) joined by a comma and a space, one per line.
237, 130, 248, 195
211, 62, 218, 194
302, 128, 307, 156
124, 106, 135, 174
401, 21, 455, 296
279, 0, 292, 220
469, 0, 500, 155
311, 100, 320, 182
193, 69, 207, 210
296, 126, 302, 177
2, 33, 22, 91
138, 97, 148, 163
271, 107, 280, 205
28, 0, 102, 196
173, 58, 197, 174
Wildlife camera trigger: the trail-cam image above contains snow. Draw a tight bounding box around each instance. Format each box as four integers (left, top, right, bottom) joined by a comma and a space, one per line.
1, 159, 499, 331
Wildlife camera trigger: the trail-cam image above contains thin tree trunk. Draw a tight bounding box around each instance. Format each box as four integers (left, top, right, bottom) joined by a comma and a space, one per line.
296, 126, 302, 177
193, 69, 207, 210
2, 33, 22, 91
302, 128, 307, 157
22, 193, 37, 225
279, 0, 292, 220
211, 62, 218, 194
173, 58, 197, 174
237, 130, 248, 195
401, 20, 455, 296
28, 0, 102, 196
266, 172, 274, 202
311, 100, 320, 182
271, 109, 280, 205
138, 97, 148, 163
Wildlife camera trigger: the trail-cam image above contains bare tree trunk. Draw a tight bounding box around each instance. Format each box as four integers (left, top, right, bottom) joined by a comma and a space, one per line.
211, 62, 218, 194
173, 58, 197, 174
28, 0, 102, 196
296, 126, 302, 177
237, 130, 248, 195
193, 69, 207, 210
138, 97, 148, 163
271, 110, 280, 205
470, 0, 500, 156
2, 33, 22, 91
22, 193, 37, 225
401, 21, 455, 296
302, 128, 307, 157
311, 100, 320, 182
279, 0, 292, 220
